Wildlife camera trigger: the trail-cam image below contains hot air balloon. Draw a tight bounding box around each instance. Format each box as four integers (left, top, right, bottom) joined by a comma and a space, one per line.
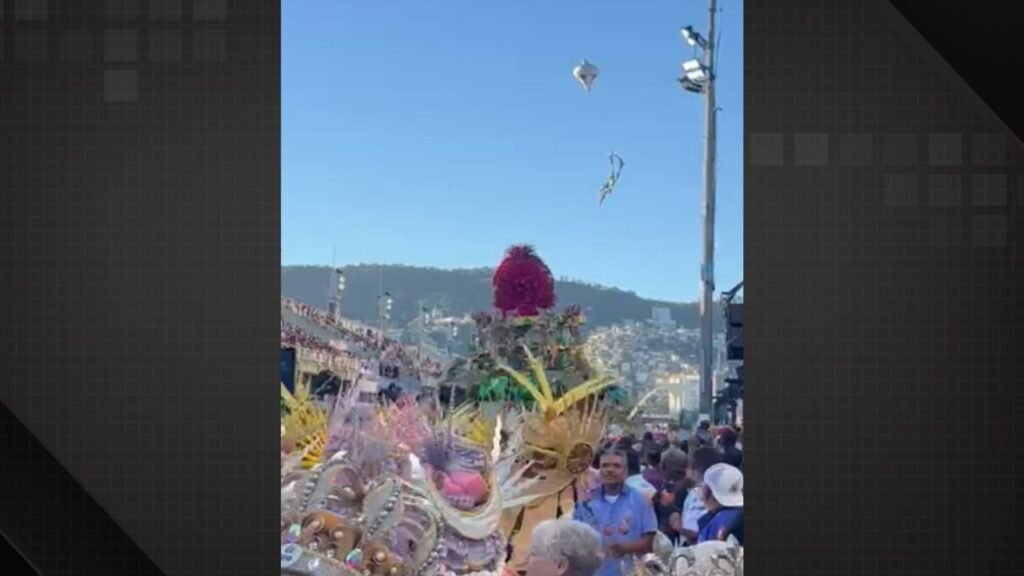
572, 59, 598, 92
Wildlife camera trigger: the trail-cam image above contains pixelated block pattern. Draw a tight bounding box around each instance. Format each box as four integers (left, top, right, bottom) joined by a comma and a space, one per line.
928, 133, 961, 166
148, 0, 182, 21
1, 2, 279, 575
971, 174, 1007, 207
882, 133, 919, 165
929, 215, 961, 247
193, 29, 226, 62
794, 133, 829, 166
104, 69, 138, 102
15, 0, 47, 21
105, 0, 140, 21
59, 30, 94, 62
927, 174, 962, 207
971, 133, 1007, 166
27, 0, 231, 102
194, 0, 227, 21
971, 215, 1007, 247
750, 133, 784, 166
746, 4, 1024, 575
883, 174, 919, 206
148, 29, 182, 62
15, 29, 47, 62
105, 29, 139, 62
838, 133, 873, 165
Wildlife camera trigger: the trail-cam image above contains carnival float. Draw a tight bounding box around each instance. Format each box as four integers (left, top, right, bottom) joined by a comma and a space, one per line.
279, 244, 736, 576
439, 245, 621, 571
280, 246, 614, 575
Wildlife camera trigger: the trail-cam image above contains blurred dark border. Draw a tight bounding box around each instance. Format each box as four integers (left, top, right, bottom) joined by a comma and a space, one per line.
0, 401, 159, 575
0, 1, 279, 575
746, 0, 1022, 573
1, 529, 41, 576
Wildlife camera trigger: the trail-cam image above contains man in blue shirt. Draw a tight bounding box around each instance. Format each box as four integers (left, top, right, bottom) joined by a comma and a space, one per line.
573, 448, 658, 576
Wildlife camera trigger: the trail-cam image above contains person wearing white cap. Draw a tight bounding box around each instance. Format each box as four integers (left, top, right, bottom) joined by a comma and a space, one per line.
696, 463, 744, 544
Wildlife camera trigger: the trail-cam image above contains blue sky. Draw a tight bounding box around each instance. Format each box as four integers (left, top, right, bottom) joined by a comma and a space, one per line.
282, 0, 743, 302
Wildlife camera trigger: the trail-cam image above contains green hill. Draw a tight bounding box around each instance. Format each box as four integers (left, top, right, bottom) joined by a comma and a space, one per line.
281, 265, 715, 331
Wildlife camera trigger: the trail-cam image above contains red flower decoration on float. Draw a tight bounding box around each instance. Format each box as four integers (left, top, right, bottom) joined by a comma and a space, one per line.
492, 245, 556, 317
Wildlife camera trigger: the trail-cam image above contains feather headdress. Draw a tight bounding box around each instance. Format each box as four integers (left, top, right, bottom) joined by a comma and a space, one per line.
282, 395, 523, 576
282, 381, 329, 469
495, 344, 614, 422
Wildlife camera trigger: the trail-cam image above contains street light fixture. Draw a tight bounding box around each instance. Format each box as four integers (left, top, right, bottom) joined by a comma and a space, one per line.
678, 78, 703, 94
378, 292, 393, 339
680, 26, 707, 49
327, 267, 346, 321
447, 321, 458, 357
336, 269, 346, 313
678, 59, 712, 93
681, 59, 711, 84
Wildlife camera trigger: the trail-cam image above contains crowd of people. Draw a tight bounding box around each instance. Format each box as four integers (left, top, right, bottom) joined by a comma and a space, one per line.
280, 321, 363, 375
281, 298, 444, 380
522, 422, 744, 576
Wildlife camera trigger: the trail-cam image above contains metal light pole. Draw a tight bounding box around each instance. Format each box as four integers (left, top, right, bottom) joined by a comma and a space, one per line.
326, 247, 338, 317
419, 305, 428, 357
380, 292, 393, 339
447, 321, 458, 358
331, 268, 346, 322
680, 0, 718, 418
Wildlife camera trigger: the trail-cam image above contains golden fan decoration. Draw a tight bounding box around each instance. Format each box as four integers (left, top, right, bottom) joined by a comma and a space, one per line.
281, 382, 329, 469
495, 345, 615, 421
492, 351, 611, 573
524, 398, 606, 476
447, 403, 499, 447
490, 344, 612, 491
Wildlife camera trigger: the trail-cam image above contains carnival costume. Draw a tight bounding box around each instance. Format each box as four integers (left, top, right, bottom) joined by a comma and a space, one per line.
639, 541, 744, 576
281, 369, 540, 576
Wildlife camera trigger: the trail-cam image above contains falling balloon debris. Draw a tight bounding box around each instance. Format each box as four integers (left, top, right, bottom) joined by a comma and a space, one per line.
571, 60, 622, 207
598, 152, 625, 207
572, 60, 599, 92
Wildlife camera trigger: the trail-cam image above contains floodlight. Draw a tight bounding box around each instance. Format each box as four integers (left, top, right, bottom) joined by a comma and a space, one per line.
680, 26, 706, 48
682, 59, 710, 83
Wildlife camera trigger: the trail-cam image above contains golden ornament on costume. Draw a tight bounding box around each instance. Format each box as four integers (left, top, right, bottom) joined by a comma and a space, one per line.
281, 381, 329, 469
464, 344, 613, 571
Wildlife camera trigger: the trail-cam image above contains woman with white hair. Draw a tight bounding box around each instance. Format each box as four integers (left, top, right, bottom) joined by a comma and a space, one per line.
525, 518, 604, 576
